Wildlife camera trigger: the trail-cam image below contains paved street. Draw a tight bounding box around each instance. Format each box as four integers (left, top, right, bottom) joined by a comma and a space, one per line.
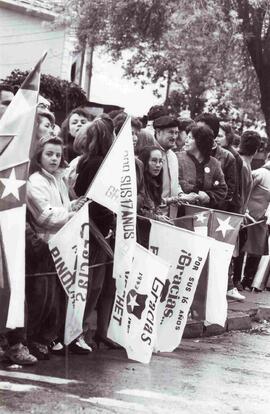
1, 322, 270, 414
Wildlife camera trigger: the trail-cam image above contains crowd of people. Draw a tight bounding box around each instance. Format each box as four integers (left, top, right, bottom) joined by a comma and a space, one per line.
0, 82, 270, 366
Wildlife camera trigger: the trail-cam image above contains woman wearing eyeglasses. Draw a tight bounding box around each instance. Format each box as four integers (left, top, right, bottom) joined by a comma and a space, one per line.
138, 146, 171, 223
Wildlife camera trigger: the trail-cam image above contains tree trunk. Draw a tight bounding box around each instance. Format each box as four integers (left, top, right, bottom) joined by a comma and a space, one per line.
84, 44, 94, 101
235, 0, 270, 141
165, 70, 171, 104
259, 67, 270, 144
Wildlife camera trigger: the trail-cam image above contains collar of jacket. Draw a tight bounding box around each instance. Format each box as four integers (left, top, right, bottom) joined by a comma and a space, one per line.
186, 151, 209, 165
153, 139, 168, 153
40, 167, 66, 182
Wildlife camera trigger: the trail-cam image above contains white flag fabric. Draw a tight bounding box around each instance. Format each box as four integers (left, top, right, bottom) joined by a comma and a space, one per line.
86, 117, 137, 284
148, 220, 211, 352
107, 243, 171, 364
112, 125, 137, 281
0, 53, 46, 329
179, 205, 244, 327
49, 203, 90, 345
205, 238, 233, 327
206, 210, 244, 326
86, 117, 135, 214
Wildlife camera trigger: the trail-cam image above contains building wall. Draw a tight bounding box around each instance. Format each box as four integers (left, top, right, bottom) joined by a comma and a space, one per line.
0, 5, 72, 80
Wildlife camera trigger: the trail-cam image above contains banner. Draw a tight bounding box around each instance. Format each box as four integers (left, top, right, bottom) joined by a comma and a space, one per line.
49, 203, 90, 345
86, 117, 137, 284
179, 205, 244, 327
205, 209, 244, 326
110, 118, 137, 283
0, 53, 46, 329
86, 117, 135, 214
184, 205, 211, 236
148, 220, 211, 352
107, 243, 171, 363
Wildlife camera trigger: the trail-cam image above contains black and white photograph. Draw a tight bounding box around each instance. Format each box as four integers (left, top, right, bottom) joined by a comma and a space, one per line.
0, 0, 270, 413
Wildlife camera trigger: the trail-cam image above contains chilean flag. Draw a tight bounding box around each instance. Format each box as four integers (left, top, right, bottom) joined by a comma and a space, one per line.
178, 205, 244, 326
0, 53, 46, 329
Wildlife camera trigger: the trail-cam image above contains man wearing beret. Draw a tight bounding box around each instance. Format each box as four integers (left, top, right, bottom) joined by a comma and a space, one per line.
153, 115, 184, 218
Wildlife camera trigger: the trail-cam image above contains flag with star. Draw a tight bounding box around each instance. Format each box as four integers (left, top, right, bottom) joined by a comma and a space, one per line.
148, 220, 211, 353
173, 205, 211, 322
107, 242, 171, 363
0, 53, 46, 329
181, 205, 244, 326
184, 205, 211, 236
209, 210, 243, 245
205, 209, 244, 326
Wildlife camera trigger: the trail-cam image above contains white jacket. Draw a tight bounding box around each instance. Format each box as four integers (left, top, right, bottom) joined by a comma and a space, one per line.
26, 168, 73, 242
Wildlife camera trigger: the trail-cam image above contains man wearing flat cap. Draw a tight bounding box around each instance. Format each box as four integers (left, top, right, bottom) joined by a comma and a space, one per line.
153, 115, 183, 218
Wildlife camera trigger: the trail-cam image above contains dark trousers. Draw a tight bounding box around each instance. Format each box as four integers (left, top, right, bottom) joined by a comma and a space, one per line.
83, 246, 108, 339
25, 275, 65, 346
96, 260, 115, 338
83, 235, 115, 341
242, 254, 261, 287
227, 259, 234, 290
233, 228, 248, 286
6, 328, 27, 347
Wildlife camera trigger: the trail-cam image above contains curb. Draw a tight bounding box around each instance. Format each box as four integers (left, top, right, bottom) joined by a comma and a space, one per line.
183, 305, 270, 339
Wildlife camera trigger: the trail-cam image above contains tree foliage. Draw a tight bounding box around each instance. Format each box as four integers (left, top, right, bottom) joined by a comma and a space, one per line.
1, 69, 87, 112
57, 0, 270, 136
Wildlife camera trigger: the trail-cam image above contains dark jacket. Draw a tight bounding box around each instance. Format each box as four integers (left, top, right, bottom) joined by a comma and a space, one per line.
211, 145, 237, 211
25, 212, 55, 276
74, 156, 114, 237
177, 151, 227, 208
64, 133, 78, 163
135, 158, 146, 211
224, 145, 243, 213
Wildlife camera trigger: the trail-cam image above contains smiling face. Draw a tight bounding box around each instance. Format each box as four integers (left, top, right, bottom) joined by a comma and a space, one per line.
184, 131, 197, 153
156, 127, 179, 151
69, 113, 88, 138
148, 149, 163, 176
41, 143, 62, 174
215, 127, 228, 147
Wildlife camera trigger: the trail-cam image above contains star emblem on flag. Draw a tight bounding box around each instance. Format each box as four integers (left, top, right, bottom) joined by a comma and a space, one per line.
0, 168, 25, 200
215, 217, 234, 238
195, 212, 208, 224
126, 289, 147, 319
127, 290, 140, 312
0, 163, 28, 211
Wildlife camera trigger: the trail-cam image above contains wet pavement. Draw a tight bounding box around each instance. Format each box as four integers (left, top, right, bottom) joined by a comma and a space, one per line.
1, 322, 270, 414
